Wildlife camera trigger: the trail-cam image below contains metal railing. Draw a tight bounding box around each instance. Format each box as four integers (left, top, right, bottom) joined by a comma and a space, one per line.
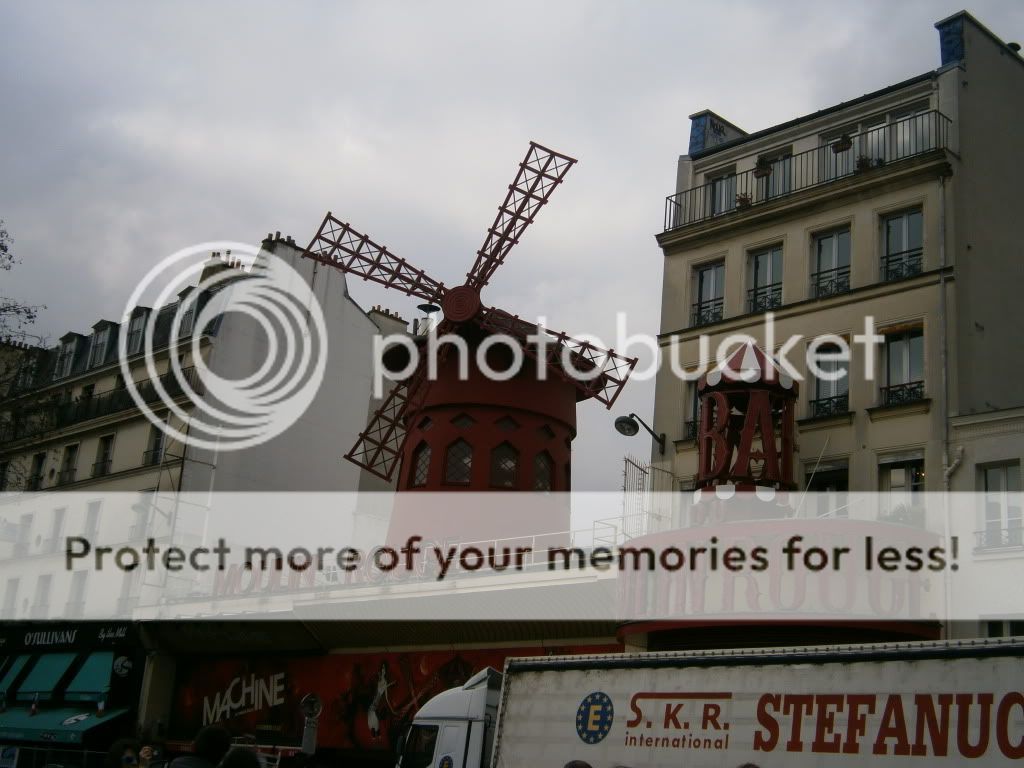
26, 473, 43, 491
808, 393, 849, 419
142, 448, 164, 467
56, 467, 77, 485
1, 366, 200, 444
92, 459, 112, 477
811, 265, 851, 298
682, 421, 699, 441
881, 247, 923, 282
880, 380, 925, 407
664, 110, 952, 231
975, 526, 1023, 551
747, 284, 781, 313
691, 298, 724, 327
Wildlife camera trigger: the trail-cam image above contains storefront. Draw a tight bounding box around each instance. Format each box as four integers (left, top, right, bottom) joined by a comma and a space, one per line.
0, 623, 144, 768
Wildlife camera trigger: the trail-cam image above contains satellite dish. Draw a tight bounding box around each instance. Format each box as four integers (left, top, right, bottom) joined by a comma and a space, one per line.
614, 415, 640, 437
417, 303, 440, 315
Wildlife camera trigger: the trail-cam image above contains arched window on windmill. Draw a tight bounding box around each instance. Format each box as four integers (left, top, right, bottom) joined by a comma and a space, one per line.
490, 442, 519, 489
444, 438, 474, 485
409, 441, 431, 487
533, 451, 554, 491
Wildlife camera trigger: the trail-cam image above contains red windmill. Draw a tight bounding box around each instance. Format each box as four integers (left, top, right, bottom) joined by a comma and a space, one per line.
303, 142, 636, 516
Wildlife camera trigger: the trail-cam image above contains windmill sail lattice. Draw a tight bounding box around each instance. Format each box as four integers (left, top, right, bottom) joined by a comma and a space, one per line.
304, 142, 637, 481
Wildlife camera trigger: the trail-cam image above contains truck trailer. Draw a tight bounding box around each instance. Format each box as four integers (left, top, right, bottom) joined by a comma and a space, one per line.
395, 637, 1024, 767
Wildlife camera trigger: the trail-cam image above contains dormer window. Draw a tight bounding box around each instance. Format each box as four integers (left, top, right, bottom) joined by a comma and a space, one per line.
89, 327, 110, 367
126, 312, 148, 355
53, 340, 76, 380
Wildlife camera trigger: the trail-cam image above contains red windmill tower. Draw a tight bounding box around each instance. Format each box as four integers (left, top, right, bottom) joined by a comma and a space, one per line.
303, 142, 636, 542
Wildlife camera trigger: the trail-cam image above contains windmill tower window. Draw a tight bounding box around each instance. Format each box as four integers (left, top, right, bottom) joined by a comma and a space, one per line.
533, 451, 554, 491
444, 439, 473, 484
451, 413, 475, 429
490, 443, 519, 489
410, 442, 431, 487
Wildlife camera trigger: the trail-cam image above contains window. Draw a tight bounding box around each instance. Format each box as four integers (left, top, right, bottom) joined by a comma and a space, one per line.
126, 312, 147, 355
89, 327, 110, 368
812, 229, 851, 298
859, 117, 887, 163
67, 571, 88, 617
891, 106, 933, 159
709, 172, 736, 216
179, 306, 195, 337
822, 132, 856, 180
32, 574, 52, 618
879, 456, 925, 524
882, 328, 924, 405
399, 724, 439, 768
0, 460, 8, 492
756, 153, 792, 200
809, 343, 849, 418
409, 442, 431, 487
980, 463, 1022, 549
490, 442, 518, 489
533, 452, 554, 491
882, 209, 923, 281
85, 501, 101, 539
28, 452, 46, 491
94, 434, 115, 477
747, 246, 782, 312
58, 444, 79, 485
805, 461, 849, 518
444, 439, 473, 484
144, 425, 165, 466
683, 382, 700, 440
53, 340, 76, 380
985, 619, 1024, 638
692, 261, 725, 327
2, 579, 18, 617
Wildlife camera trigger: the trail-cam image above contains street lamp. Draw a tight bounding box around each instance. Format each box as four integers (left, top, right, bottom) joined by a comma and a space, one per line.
614, 413, 666, 455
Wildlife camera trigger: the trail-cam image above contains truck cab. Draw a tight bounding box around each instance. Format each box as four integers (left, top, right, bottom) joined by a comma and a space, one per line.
395, 667, 501, 768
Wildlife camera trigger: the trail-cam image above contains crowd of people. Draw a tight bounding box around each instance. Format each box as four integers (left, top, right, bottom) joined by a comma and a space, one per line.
107, 726, 263, 768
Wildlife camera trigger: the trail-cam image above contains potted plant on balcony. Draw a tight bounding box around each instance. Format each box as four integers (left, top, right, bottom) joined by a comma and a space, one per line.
735, 192, 752, 209
855, 154, 874, 172
753, 158, 772, 179
831, 134, 853, 154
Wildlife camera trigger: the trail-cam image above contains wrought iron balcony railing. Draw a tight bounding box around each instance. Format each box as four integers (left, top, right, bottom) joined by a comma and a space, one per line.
808, 393, 849, 419
747, 284, 782, 313
56, 467, 77, 485
975, 526, 1023, 551
1, 366, 200, 445
142, 448, 164, 467
92, 459, 112, 477
664, 110, 952, 231
811, 265, 851, 298
880, 380, 925, 407
682, 420, 699, 441
881, 248, 923, 282
691, 298, 724, 327
26, 473, 43, 491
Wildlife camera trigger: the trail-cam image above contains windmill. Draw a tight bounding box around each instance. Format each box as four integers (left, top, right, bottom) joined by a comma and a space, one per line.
303, 142, 637, 492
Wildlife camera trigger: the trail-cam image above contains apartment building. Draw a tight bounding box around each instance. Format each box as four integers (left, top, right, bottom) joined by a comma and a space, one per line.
645, 12, 1024, 643
0, 233, 400, 622
653, 11, 1022, 499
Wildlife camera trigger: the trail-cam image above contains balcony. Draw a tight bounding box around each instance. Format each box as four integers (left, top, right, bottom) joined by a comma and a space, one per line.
975, 527, 1023, 551
682, 421, 698, 441
56, 467, 77, 485
747, 284, 781, 314
664, 110, 952, 231
811, 265, 851, 298
691, 298, 724, 327
142, 448, 163, 467
1, 366, 200, 445
880, 380, 925, 407
881, 248, 923, 282
26, 473, 43, 491
808, 393, 849, 419
92, 459, 112, 477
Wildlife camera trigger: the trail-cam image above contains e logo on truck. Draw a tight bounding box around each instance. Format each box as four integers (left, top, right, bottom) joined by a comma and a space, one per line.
576, 692, 614, 744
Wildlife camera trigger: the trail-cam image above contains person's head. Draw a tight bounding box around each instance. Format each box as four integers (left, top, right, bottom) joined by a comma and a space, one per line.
107, 739, 141, 768
217, 748, 262, 768
193, 725, 232, 765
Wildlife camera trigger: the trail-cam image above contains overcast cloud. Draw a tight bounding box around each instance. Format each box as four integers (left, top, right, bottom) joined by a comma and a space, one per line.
2, 0, 1021, 493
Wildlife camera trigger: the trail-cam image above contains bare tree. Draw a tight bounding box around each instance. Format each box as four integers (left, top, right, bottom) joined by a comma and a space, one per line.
1, 219, 45, 344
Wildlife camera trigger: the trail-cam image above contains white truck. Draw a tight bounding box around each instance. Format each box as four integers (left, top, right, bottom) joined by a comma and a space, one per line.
394, 638, 1024, 768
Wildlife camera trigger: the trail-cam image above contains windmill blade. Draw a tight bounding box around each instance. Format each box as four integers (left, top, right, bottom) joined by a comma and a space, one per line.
345, 320, 456, 481
475, 307, 637, 408
304, 212, 447, 304
465, 142, 577, 291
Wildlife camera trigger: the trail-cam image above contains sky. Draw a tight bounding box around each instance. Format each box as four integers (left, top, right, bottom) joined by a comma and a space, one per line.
2, 0, 1022, 495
